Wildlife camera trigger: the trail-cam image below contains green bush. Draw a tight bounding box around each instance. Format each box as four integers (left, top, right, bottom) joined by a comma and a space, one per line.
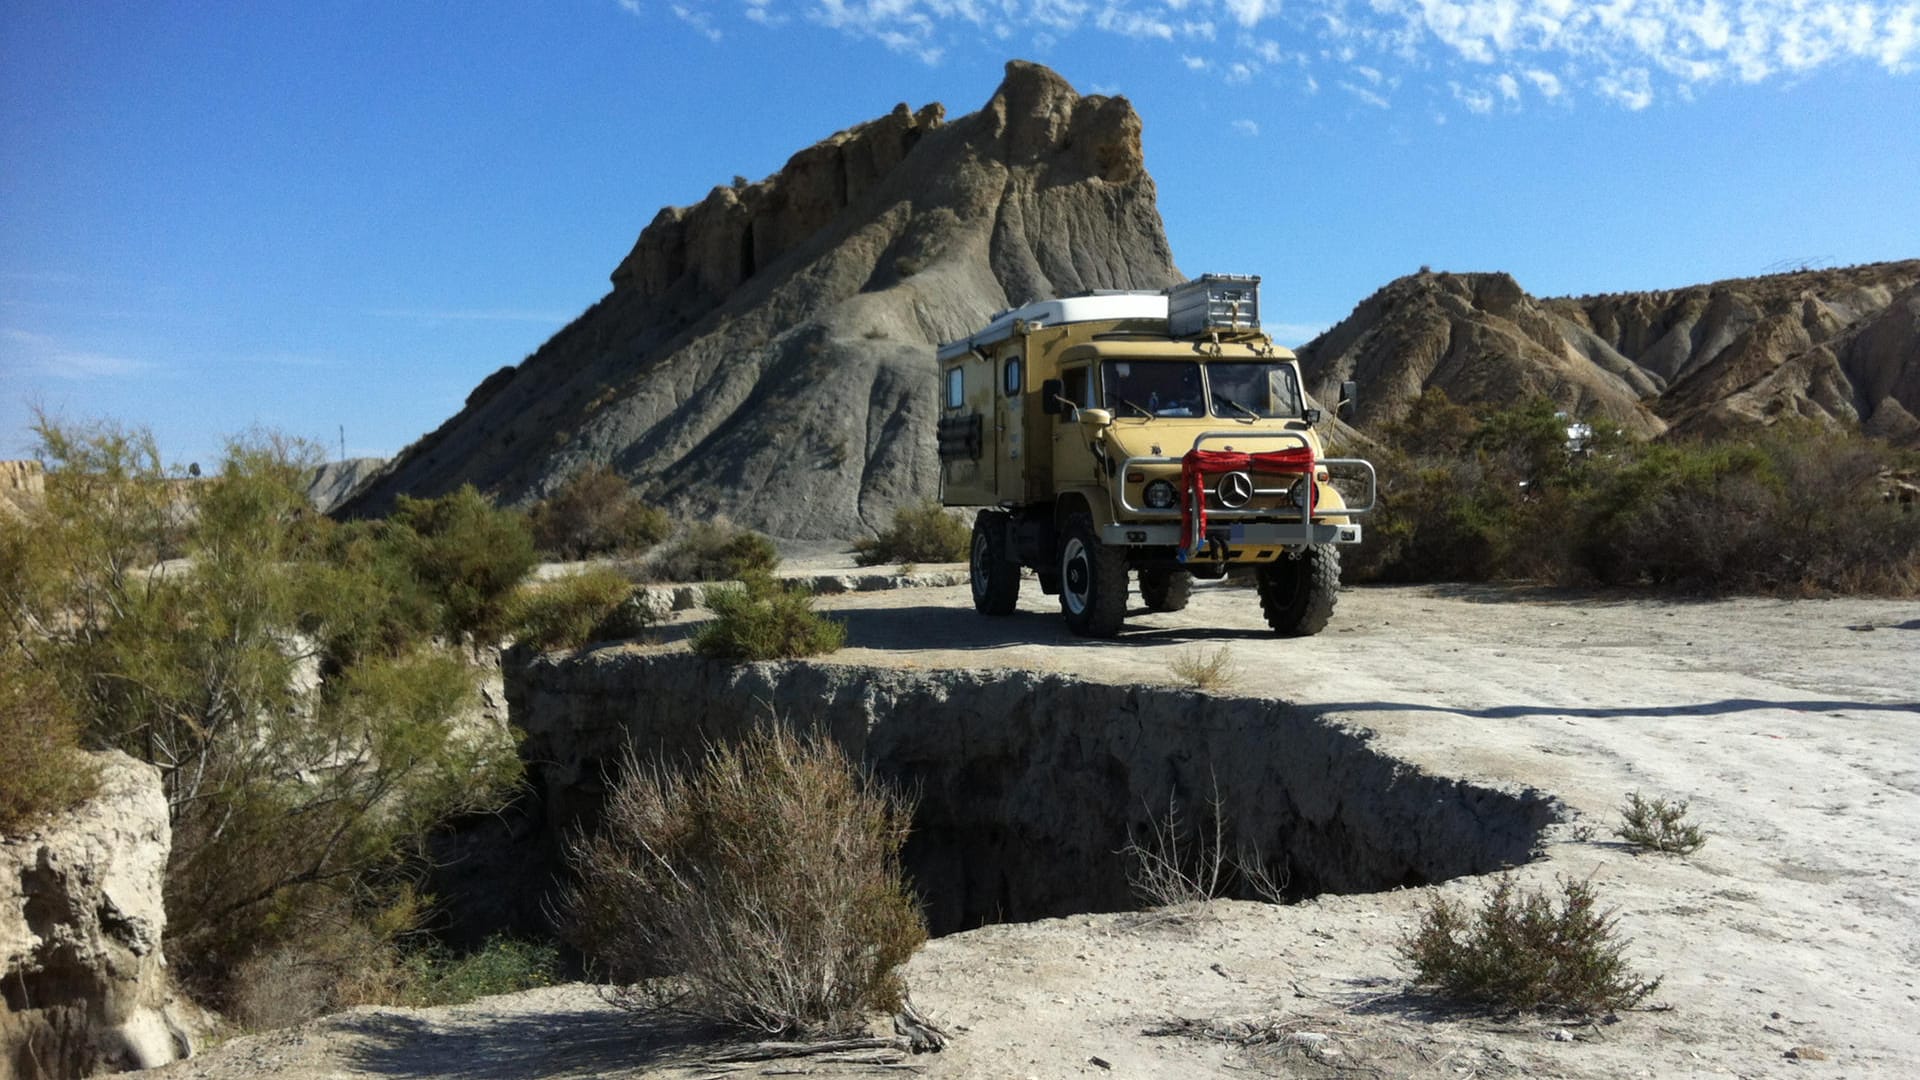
648, 519, 780, 582
395, 934, 561, 1007
1350, 394, 1920, 597
509, 567, 649, 651
1401, 875, 1661, 1015
852, 499, 970, 566
564, 723, 926, 1035
527, 465, 671, 560
5, 417, 523, 1005
388, 485, 539, 642
0, 649, 100, 834
692, 571, 845, 661
1615, 792, 1709, 855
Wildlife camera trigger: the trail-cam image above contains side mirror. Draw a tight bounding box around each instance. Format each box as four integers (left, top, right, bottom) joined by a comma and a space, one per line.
1338, 380, 1358, 422
1041, 378, 1064, 415
1079, 408, 1113, 429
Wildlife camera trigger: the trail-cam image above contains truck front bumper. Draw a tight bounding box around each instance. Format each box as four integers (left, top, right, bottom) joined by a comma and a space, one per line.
1102, 522, 1362, 547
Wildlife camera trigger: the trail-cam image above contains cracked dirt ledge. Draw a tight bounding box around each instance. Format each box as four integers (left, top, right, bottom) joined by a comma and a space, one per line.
150, 579, 1920, 1079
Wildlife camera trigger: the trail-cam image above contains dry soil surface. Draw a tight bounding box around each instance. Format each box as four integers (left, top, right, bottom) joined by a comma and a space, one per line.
152, 570, 1920, 1080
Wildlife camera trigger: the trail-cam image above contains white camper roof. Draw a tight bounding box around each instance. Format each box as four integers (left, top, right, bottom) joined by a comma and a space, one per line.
936, 292, 1168, 362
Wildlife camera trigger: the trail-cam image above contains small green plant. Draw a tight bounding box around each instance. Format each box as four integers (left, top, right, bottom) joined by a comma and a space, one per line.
1401, 875, 1661, 1015
1615, 791, 1709, 855
692, 571, 845, 661
509, 567, 647, 651
394, 934, 561, 1007
1168, 645, 1239, 691
386, 484, 539, 643
0, 650, 100, 834
564, 722, 926, 1035
527, 464, 671, 560
852, 499, 970, 566
648, 520, 780, 582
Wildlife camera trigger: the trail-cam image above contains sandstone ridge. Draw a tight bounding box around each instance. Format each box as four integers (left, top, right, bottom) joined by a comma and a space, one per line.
342, 61, 1179, 537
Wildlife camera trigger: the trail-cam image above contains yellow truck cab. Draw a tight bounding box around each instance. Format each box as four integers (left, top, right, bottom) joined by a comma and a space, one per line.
937, 275, 1375, 638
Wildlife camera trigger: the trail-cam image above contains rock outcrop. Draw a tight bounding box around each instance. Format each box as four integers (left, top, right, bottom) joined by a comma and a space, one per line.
1300, 260, 1920, 444
0, 461, 43, 522
2, 752, 191, 1079
303, 457, 386, 515
342, 61, 1180, 538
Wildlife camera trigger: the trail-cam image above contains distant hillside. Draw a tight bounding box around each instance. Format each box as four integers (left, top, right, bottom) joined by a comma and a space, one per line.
341, 61, 1180, 538
1299, 261, 1920, 445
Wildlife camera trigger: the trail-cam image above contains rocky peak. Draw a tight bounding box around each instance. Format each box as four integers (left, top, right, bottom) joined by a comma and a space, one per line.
341, 61, 1179, 537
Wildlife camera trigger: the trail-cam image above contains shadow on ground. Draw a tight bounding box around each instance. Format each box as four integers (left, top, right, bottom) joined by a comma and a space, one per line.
339, 1006, 716, 1079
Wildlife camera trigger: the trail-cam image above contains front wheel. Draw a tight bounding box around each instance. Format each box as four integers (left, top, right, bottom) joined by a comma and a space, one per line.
1058, 513, 1127, 638
970, 512, 1020, 615
1257, 544, 1339, 637
1138, 568, 1192, 613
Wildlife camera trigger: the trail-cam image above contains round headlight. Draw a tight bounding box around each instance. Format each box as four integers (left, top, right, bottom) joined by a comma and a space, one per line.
1288, 477, 1311, 507
1144, 479, 1177, 509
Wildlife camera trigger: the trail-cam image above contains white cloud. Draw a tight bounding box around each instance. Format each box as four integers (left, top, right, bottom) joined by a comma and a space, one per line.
1339, 79, 1393, 107
1231, 117, 1261, 135
617, 1, 1920, 109
1, 328, 154, 380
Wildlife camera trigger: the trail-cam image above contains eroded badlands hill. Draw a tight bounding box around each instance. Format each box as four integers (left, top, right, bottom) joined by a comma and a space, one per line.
1299, 260, 1920, 443
341, 61, 1179, 538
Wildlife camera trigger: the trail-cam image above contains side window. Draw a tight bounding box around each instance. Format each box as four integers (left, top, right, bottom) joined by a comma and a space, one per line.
1003, 355, 1022, 397
945, 366, 964, 409
1061, 366, 1091, 409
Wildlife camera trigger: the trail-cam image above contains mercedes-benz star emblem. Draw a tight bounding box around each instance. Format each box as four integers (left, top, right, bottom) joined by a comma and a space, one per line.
1217, 471, 1254, 508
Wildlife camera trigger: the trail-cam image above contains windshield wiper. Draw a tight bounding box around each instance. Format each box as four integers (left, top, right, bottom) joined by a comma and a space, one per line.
1213, 394, 1260, 422
1116, 397, 1156, 419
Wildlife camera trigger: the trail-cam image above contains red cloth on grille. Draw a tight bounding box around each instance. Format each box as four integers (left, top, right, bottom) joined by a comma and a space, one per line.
1180, 446, 1315, 556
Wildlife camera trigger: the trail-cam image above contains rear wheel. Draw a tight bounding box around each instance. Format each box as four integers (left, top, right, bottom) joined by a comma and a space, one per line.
969, 512, 1020, 615
1257, 544, 1339, 637
1058, 513, 1127, 638
1138, 568, 1192, 613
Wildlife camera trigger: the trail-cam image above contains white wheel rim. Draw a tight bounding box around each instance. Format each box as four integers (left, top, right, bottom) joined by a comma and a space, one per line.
1062, 537, 1090, 615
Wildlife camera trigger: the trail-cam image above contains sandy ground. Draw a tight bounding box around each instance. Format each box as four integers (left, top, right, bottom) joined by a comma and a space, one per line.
150, 566, 1920, 1079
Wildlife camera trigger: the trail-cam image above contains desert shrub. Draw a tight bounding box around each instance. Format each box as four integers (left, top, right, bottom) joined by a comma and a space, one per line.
1167, 645, 1239, 691
5, 417, 523, 1005
692, 571, 845, 661
509, 567, 646, 651
1577, 425, 1920, 595
564, 723, 926, 1036
852, 499, 970, 566
648, 519, 780, 582
1351, 396, 1919, 596
527, 464, 671, 560
1401, 875, 1661, 1015
387, 485, 538, 642
394, 934, 561, 1007
1123, 785, 1289, 910
0, 649, 100, 834
1615, 792, 1708, 855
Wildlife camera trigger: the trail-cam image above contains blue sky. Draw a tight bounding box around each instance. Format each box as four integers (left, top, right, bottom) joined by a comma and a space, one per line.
4, 1, 1916, 469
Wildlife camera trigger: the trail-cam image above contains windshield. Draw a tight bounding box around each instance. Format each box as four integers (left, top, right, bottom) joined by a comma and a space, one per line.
1206, 361, 1302, 419
1099, 358, 1302, 419
1101, 360, 1204, 418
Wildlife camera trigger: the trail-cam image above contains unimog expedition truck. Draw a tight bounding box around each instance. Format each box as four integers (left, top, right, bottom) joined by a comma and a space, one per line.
937, 275, 1375, 639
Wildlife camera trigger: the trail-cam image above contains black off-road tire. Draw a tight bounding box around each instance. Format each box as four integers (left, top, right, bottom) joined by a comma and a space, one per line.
1137, 568, 1193, 613
1058, 513, 1127, 638
1257, 544, 1340, 637
969, 512, 1020, 616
